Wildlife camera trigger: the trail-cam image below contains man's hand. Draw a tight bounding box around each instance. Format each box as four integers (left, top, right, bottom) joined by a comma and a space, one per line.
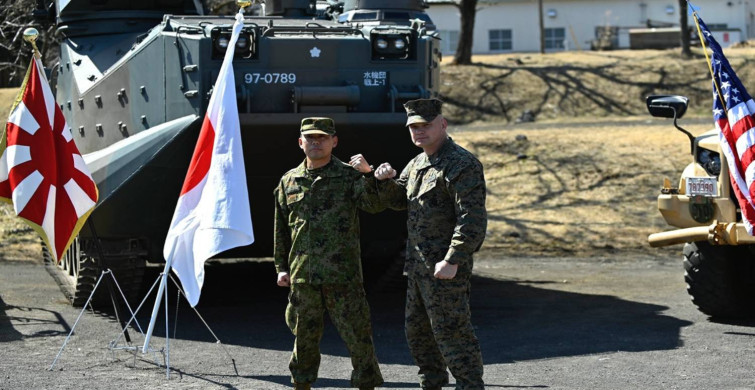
349, 154, 373, 173
277, 272, 291, 287
434, 260, 458, 280
374, 163, 397, 180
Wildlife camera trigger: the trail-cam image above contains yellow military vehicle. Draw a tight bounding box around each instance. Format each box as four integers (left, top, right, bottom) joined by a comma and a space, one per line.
647, 95, 755, 318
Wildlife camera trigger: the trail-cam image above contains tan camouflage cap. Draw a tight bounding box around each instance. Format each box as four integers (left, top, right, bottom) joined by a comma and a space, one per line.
300, 117, 336, 135
404, 98, 443, 126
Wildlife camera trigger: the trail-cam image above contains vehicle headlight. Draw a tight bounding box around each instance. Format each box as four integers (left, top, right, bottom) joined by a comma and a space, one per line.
212, 28, 256, 60
217, 36, 230, 49
371, 32, 412, 60
697, 149, 721, 177
236, 36, 248, 49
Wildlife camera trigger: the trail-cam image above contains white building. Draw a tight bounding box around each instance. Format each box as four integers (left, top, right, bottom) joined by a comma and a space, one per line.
426, 0, 755, 54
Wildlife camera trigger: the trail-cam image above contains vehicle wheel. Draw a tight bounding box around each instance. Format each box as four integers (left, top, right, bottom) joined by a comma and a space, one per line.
44, 237, 95, 307
44, 238, 146, 308
683, 241, 755, 318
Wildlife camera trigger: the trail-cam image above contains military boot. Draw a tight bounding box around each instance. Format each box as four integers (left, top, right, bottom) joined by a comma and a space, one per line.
293, 383, 311, 390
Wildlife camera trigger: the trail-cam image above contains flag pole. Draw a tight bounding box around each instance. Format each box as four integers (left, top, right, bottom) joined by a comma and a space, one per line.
690, 7, 728, 116
142, 258, 171, 353
23, 25, 133, 342
164, 263, 171, 379
142, 0, 252, 359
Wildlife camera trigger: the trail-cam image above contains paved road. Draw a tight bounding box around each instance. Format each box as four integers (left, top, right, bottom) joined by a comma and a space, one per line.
1, 253, 754, 389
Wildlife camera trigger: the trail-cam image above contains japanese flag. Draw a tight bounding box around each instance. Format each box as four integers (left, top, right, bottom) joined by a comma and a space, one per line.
164, 12, 254, 307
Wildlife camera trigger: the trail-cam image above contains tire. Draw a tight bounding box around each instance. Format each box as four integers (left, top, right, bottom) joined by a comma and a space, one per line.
683, 241, 755, 319
44, 238, 146, 308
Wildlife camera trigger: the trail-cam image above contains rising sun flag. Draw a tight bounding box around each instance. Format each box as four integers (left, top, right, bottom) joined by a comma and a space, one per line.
0, 55, 98, 261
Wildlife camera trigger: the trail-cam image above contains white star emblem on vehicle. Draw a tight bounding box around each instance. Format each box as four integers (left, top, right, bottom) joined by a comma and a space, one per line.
310, 47, 321, 57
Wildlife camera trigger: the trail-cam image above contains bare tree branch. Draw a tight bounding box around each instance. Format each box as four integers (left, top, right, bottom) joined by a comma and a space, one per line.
0, 0, 57, 87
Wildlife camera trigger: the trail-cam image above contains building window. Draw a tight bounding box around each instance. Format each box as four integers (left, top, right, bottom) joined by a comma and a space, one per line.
706, 23, 728, 30
438, 30, 459, 54
545, 27, 566, 49
593, 26, 619, 50
489, 29, 512, 51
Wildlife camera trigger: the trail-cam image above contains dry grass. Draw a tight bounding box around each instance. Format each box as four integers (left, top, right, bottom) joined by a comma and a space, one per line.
436, 46, 755, 257
451, 118, 710, 257
441, 46, 755, 125
0, 203, 41, 262
1, 47, 746, 260
0, 88, 40, 262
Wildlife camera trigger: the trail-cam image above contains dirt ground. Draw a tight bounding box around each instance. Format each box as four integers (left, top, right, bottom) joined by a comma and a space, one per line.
4, 251, 755, 389
2, 46, 755, 390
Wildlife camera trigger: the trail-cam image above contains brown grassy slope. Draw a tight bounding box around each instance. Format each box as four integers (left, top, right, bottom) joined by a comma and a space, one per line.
440, 47, 744, 257
1, 47, 751, 260
0, 88, 41, 261
440, 47, 755, 125
451, 120, 705, 258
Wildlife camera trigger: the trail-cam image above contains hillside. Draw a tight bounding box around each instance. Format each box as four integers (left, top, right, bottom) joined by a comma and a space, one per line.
440, 46, 755, 124
2, 47, 752, 260
438, 47, 751, 257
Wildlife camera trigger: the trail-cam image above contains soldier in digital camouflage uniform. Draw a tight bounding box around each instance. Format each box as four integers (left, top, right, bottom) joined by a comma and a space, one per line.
367, 99, 487, 390
273, 117, 384, 390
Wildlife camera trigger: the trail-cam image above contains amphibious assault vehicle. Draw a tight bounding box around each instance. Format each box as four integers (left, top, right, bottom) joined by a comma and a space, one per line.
646, 95, 755, 318
36, 0, 441, 306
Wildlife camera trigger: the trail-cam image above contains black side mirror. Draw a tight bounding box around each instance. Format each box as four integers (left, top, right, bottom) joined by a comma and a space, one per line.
646, 95, 694, 154
646, 95, 689, 119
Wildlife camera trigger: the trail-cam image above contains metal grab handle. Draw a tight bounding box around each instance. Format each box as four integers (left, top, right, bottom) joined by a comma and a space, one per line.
388, 85, 427, 112
291, 85, 360, 111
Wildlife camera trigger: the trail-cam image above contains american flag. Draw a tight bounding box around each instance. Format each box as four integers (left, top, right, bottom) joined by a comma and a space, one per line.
696, 14, 755, 234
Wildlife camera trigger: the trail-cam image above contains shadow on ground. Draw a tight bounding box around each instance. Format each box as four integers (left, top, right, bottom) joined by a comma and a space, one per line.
0, 296, 24, 342
0, 296, 69, 342
86, 260, 694, 366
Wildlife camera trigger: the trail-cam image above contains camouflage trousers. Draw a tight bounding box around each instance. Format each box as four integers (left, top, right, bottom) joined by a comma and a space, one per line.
285, 283, 383, 387
405, 273, 484, 390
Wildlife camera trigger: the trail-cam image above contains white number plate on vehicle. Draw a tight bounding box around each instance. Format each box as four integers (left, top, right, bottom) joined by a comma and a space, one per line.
244, 73, 297, 84
686, 177, 718, 197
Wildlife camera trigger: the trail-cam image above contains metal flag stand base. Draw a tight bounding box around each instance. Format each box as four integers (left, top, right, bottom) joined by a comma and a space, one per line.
49, 269, 238, 379
49, 268, 146, 370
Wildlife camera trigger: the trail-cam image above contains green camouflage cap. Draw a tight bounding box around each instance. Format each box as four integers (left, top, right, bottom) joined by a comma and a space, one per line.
403, 98, 443, 126
300, 117, 336, 135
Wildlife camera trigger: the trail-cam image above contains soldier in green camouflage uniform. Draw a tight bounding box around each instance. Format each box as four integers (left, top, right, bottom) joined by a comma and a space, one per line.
367, 99, 487, 390
274, 117, 384, 390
